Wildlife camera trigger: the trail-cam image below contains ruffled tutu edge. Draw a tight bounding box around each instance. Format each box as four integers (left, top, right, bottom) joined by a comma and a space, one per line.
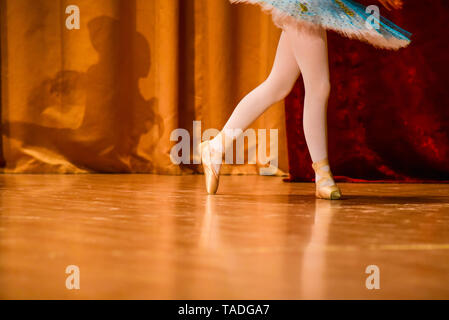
230, 0, 411, 50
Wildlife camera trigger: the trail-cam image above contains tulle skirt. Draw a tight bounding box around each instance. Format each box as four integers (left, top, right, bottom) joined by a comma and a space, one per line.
230, 0, 411, 49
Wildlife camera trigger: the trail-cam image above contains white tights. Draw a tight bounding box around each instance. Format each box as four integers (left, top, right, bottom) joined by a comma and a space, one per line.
210, 26, 333, 183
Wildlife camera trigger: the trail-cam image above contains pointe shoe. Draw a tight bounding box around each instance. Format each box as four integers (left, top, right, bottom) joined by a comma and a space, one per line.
200, 141, 220, 195
312, 158, 342, 200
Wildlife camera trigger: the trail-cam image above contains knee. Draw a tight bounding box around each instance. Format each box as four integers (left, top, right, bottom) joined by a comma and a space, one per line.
305, 79, 331, 99
263, 77, 296, 103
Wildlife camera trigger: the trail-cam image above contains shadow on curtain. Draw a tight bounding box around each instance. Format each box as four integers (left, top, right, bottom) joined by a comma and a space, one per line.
0, 0, 287, 175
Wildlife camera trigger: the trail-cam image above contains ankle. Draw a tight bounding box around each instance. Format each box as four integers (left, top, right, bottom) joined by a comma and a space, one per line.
312, 158, 336, 187
209, 133, 224, 154
315, 172, 335, 188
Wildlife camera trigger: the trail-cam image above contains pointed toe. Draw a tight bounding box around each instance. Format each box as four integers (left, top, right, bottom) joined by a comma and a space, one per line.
313, 158, 343, 201
200, 141, 220, 195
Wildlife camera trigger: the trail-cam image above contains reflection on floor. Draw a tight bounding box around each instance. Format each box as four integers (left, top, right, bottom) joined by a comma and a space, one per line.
0, 174, 448, 299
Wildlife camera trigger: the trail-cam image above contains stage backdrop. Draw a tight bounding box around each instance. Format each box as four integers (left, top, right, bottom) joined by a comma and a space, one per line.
285, 0, 449, 182
1, 1, 448, 181
0, 0, 288, 175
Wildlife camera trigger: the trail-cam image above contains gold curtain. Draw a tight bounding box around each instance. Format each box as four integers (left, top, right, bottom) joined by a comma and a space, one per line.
0, 0, 289, 175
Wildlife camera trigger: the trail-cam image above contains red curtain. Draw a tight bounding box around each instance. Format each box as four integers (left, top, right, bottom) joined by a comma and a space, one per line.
285, 0, 449, 182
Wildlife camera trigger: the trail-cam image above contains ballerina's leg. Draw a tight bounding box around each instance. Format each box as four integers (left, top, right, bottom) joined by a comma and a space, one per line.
209, 31, 301, 173
283, 25, 335, 187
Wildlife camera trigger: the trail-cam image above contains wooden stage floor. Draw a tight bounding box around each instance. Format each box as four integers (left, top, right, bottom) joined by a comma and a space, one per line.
0, 174, 448, 300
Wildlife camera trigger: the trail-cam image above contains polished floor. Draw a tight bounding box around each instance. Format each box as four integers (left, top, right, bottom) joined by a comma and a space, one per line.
0, 174, 448, 300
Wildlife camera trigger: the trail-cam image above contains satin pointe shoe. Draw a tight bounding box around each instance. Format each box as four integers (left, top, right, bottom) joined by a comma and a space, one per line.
199, 141, 220, 195
312, 158, 342, 200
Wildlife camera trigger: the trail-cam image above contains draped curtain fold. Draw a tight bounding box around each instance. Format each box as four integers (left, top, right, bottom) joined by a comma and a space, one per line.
0, 0, 289, 174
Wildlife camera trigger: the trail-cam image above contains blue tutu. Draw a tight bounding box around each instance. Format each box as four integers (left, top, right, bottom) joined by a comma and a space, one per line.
230, 0, 411, 49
